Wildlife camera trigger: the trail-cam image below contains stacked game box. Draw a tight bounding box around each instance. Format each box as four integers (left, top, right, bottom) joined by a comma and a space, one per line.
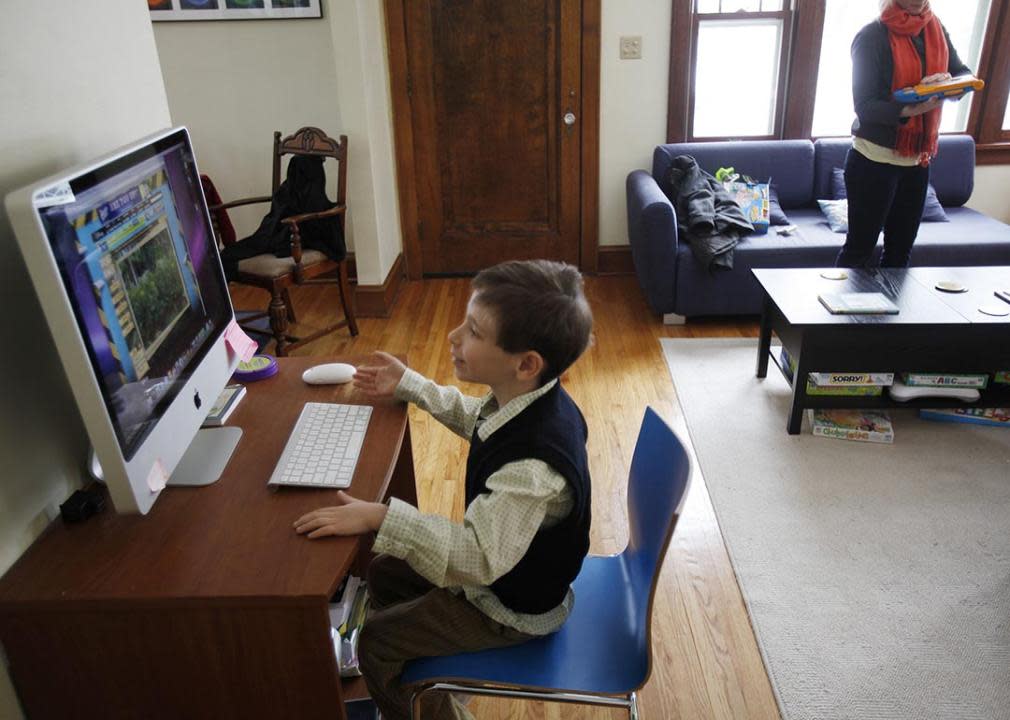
811, 409, 894, 444
779, 347, 889, 396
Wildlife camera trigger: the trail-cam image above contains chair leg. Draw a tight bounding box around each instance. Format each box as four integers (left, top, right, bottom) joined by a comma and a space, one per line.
268, 288, 290, 356
282, 288, 297, 323
337, 260, 359, 336
629, 691, 639, 720
410, 686, 430, 720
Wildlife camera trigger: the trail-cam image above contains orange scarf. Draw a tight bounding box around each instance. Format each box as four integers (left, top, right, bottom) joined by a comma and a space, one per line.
881, 2, 947, 163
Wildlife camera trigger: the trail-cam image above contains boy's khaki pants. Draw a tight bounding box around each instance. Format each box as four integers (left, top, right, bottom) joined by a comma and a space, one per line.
359, 554, 533, 720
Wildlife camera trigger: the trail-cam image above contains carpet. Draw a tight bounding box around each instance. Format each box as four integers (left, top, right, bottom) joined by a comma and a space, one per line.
661, 338, 1010, 720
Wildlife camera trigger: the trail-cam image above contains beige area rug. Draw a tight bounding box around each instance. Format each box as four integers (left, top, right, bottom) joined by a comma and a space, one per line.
661, 338, 1010, 720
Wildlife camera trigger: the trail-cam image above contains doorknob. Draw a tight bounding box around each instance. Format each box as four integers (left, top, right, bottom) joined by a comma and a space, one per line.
563, 112, 577, 126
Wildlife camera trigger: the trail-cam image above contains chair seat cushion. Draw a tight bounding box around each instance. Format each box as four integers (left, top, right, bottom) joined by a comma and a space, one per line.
237, 249, 329, 278
401, 554, 648, 695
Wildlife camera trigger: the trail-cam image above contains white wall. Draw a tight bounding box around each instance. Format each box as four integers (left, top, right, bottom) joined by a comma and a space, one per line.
967, 165, 1010, 223
152, 14, 344, 246
153, 0, 402, 286
599, 0, 672, 247
0, 3, 172, 718
327, 0, 403, 284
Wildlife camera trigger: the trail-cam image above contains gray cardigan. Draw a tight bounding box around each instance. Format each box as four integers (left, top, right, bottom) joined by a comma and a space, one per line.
850, 19, 970, 149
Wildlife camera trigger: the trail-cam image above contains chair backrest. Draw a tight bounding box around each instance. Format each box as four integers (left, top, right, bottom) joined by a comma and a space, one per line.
271, 127, 349, 211
199, 173, 237, 247
622, 407, 692, 685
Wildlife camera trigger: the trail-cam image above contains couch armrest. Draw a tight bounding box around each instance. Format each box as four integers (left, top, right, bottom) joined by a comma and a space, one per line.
626, 170, 680, 314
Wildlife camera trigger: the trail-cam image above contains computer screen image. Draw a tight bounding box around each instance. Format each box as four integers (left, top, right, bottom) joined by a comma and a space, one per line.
6, 127, 240, 514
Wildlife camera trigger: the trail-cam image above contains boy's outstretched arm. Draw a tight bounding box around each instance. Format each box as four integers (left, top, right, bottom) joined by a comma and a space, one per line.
353, 351, 407, 398
358, 351, 483, 439
293, 490, 388, 538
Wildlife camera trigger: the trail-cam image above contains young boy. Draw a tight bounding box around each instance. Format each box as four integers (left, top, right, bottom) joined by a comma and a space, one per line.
294, 259, 594, 720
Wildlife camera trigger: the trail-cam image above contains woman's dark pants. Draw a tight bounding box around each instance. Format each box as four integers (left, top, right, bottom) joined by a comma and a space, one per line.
835, 148, 930, 269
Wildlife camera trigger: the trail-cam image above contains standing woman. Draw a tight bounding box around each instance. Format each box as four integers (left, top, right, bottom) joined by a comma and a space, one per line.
837, 0, 971, 268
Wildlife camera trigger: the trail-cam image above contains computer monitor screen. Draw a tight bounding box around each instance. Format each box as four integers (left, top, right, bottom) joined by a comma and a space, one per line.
7, 127, 239, 514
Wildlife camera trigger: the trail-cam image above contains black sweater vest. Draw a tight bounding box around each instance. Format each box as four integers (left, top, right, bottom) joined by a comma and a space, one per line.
464, 383, 591, 615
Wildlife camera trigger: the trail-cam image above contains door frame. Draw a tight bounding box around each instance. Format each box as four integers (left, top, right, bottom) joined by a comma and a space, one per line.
384, 0, 601, 279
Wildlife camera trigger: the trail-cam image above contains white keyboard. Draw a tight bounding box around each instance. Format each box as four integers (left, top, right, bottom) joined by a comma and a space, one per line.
267, 402, 372, 489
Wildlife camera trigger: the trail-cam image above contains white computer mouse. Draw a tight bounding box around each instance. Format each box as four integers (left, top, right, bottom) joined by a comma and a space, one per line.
302, 363, 356, 385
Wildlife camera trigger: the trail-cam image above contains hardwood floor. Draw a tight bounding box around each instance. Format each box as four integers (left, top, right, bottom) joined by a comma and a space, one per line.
231, 275, 779, 719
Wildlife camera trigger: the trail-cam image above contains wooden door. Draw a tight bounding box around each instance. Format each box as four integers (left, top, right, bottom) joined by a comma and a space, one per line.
402, 0, 584, 275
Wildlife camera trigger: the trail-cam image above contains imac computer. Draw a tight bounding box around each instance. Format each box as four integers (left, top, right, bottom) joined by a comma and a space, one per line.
5, 127, 242, 514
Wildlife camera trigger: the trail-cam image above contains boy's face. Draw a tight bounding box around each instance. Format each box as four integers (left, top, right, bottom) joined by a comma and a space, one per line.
447, 294, 521, 388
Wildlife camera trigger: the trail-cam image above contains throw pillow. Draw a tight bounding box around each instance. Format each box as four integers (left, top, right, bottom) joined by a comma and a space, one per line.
817, 198, 848, 233
920, 185, 949, 222
830, 167, 846, 200
831, 167, 949, 222
769, 184, 790, 226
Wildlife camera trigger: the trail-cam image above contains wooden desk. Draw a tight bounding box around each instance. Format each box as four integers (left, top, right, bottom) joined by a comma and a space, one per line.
0, 357, 415, 719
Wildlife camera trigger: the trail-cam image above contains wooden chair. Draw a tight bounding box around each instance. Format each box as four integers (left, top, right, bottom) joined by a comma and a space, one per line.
205, 127, 357, 356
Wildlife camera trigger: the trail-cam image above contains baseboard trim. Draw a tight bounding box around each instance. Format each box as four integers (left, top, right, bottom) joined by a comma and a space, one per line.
596, 245, 634, 275
353, 252, 406, 318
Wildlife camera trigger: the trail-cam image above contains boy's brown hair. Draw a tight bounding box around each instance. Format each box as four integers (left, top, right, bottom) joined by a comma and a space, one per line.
471, 260, 593, 384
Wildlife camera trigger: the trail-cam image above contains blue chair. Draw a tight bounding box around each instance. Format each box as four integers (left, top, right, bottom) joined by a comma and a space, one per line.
401, 407, 692, 719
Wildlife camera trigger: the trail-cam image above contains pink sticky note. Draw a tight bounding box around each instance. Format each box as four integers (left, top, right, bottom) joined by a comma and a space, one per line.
224, 318, 258, 362
147, 458, 168, 493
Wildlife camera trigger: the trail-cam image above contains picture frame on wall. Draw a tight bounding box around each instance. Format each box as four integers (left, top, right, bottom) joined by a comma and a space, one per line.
149, 0, 322, 22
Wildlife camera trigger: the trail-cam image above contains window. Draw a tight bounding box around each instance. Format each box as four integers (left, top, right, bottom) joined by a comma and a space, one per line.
930, 0, 992, 132
686, 0, 793, 139
810, 0, 992, 137
809, 1, 877, 137
694, 20, 783, 136
667, 0, 1010, 159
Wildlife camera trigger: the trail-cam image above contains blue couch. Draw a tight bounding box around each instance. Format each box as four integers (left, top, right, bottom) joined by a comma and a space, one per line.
626, 136, 1010, 321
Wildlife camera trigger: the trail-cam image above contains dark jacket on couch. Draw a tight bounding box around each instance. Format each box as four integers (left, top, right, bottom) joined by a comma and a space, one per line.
667, 155, 753, 271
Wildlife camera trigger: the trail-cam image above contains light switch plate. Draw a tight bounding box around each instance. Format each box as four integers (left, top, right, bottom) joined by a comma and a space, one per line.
620, 36, 642, 60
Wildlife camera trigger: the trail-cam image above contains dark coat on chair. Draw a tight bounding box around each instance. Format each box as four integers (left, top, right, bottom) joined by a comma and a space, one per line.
220, 155, 346, 280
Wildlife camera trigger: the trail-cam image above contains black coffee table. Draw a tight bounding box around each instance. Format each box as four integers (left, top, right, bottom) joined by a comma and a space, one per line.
753, 267, 1010, 434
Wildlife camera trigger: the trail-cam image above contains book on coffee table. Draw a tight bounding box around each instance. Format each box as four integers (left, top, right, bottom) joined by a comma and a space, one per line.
817, 292, 899, 315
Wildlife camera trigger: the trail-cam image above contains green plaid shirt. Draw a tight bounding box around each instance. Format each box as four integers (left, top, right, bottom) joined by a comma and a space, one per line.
373, 369, 575, 635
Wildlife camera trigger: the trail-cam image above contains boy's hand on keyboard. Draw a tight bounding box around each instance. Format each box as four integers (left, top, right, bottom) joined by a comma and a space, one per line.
353, 351, 407, 398
293, 491, 389, 538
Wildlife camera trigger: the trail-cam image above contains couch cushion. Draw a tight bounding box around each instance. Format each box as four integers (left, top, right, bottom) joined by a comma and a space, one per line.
653, 140, 815, 209
928, 135, 975, 207
769, 186, 790, 225
912, 207, 1010, 264
814, 135, 975, 206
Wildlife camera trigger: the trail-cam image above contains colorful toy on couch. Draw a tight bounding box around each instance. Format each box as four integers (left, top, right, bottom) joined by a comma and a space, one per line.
717, 167, 770, 235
